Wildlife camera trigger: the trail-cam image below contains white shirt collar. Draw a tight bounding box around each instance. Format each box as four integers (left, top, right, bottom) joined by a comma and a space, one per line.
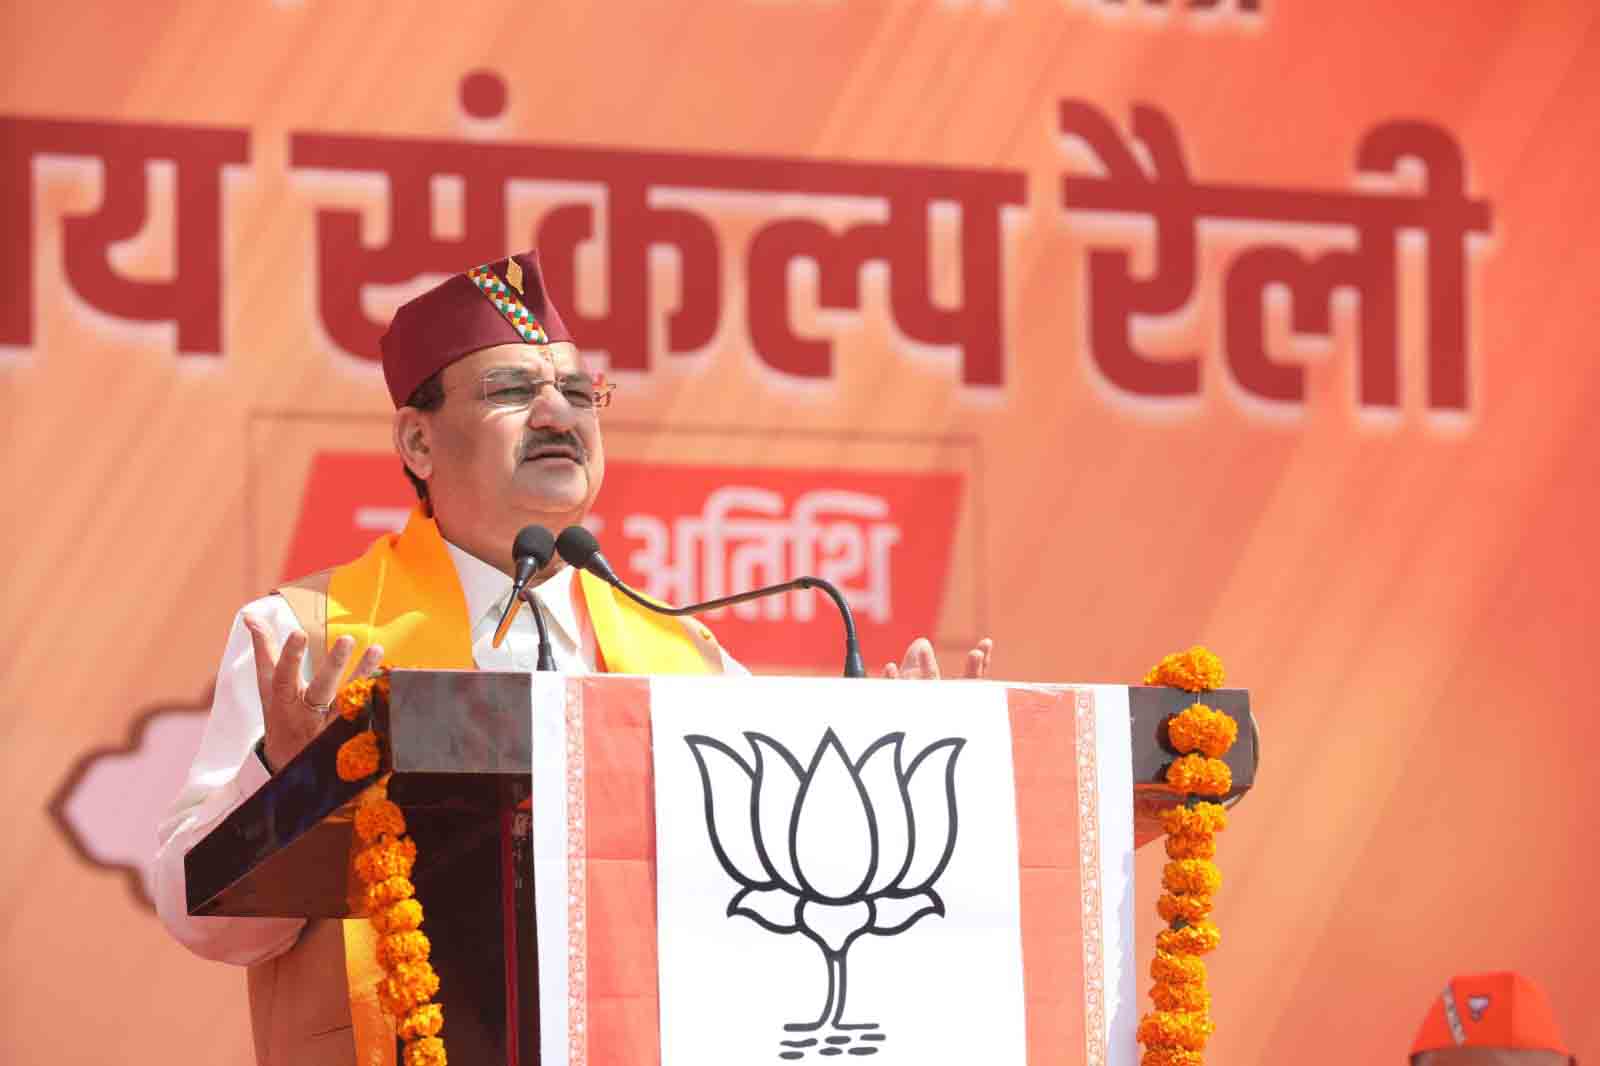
441, 538, 580, 647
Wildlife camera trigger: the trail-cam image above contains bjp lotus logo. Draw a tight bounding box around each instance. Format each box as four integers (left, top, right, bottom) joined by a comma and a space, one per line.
685, 728, 965, 1055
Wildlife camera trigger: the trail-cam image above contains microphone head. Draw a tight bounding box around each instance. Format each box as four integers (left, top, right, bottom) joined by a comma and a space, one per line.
512, 524, 556, 570
554, 525, 602, 571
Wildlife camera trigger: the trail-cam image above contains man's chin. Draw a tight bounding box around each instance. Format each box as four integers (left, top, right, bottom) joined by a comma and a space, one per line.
510, 463, 591, 516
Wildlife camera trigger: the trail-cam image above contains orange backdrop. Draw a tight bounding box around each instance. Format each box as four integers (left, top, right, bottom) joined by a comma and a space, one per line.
5, 1, 1597, 1063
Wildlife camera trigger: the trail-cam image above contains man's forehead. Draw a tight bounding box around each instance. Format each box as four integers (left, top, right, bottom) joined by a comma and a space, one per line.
452, 341, 585, 377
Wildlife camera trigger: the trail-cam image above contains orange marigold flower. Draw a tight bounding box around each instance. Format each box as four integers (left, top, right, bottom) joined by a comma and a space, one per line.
373, 898, 424, 935
1165, 754, 1232, 796
1156, 892, 1213, 925
356, 837, 418, 884
1164, 832, 1216, 861
364, 875, 416, 912
1138, 1010, 1214, 1051
1151, 951, 1207, 985
1160, 802, 1228, 837
1163, 859, 1221, 896
380, 988, 422, 1023
1143, 646, 1226, 692
336, 675, 378, 721
403, 1036, 447, 1066
356, 798, 407, 843
1166, 703, 1239, 759
1141, 1047, 1205, 1066
337, 731, 382, 782
396, 958, 440, 996
377, 931, 431, 970
377, 960, 441, 1016
1157, 921, 1221, 956
398, 1002, 444, 1041
1151, 980, 1211, 1013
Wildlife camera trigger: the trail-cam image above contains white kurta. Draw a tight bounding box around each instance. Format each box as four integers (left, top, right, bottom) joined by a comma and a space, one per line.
153, 544, 743, 965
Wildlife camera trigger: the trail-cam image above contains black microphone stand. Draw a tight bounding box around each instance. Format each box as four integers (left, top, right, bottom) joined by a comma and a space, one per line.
603, 574, 867, 679
518, 583, 558, 672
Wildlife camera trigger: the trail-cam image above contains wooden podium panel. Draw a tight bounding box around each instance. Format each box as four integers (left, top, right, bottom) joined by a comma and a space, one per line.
186, 674, 1256, 1066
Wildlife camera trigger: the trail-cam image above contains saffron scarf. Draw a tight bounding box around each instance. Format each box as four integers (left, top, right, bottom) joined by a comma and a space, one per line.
320, 507, 715, 1061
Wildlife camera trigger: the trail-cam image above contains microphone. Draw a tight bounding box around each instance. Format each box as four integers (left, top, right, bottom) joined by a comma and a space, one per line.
554, 526, 866, 678
554, 525, 622, 586
492, 525, 558, 672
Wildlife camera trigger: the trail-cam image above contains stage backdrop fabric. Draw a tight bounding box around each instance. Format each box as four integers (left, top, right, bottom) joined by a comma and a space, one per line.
4, 1, 1598, 1063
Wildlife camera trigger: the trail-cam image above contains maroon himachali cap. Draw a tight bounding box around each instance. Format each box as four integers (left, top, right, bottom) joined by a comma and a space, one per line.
379, 250, 573, 407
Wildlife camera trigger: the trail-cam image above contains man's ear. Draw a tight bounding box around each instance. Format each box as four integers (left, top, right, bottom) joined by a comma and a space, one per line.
393, 407, 434, 482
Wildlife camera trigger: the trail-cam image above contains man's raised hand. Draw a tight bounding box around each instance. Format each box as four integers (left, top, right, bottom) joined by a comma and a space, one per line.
242, 614, 385, 773
883, 636, 994, 680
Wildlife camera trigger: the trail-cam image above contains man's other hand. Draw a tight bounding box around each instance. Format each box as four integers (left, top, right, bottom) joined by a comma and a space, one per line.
243, 615, 385, 773
883, 637, 993, 680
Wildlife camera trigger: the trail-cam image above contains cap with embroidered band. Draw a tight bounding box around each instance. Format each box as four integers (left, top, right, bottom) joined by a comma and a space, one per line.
379, 250, 573, 408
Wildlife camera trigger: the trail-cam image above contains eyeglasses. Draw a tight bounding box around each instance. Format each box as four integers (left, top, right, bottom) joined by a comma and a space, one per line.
474, 368, 615, 411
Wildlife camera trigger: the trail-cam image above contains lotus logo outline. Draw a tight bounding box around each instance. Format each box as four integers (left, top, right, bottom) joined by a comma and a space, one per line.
685, 727, 966, 1055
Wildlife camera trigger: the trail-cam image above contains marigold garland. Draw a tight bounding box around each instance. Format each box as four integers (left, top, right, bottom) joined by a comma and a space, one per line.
1143, 646, 1226, 692
1141, 1050, 1205, 1066
1165, 754, 1232, 796
355, 797, 407, 843
1166, 704, 1238, 760
1151, 951, 1207, 985
1164, 832, 1216, 861
373, 897, 425, 935
1140, 646, 1235, 1066
404, 1037, 448, 1066
377, 930, 432, 969
378, 960, 442, 1016
1151, 981, 1211, 1013
1156, 922, 1222, 956
1163, 859, 1221, 897
355, 837, 418, 883
364, 875, 417, 911
336, 674, 379, 721
1138, 1011, 1216, 1051
398, 1003, 445, 1041
1160, 803, 1228, 837
337, 730, 382, 780
334, 669, 448, 1065
1156, 893, 1213, 925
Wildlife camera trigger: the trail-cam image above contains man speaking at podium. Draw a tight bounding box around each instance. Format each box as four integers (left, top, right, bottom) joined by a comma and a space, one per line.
152, 250, 992, 1064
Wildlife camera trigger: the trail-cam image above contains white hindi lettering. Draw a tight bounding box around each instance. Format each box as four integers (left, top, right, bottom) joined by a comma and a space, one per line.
619, 487, 902, 624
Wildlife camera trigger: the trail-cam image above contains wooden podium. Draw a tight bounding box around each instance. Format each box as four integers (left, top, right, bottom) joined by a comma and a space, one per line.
186, 674, 1257, 1065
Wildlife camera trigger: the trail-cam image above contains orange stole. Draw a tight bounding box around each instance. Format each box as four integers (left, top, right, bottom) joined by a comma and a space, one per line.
322, 507, 717, 1063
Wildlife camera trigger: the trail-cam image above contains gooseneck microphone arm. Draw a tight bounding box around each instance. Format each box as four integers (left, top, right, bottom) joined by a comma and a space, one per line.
555, 526, 867, 678
518, 583, 558, 672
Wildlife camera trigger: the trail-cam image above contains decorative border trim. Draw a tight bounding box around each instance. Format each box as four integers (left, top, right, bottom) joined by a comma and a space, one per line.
566, 681, 589, 1066
1441, 983, 1468, 1045
467, 264, 550, 345
1075, 688, 1107, 1066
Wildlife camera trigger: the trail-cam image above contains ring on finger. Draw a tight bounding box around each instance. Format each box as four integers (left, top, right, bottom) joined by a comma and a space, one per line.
299, 690, 333, 716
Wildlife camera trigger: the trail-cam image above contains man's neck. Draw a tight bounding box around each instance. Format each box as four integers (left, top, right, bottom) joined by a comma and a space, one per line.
434, 512, 569, 585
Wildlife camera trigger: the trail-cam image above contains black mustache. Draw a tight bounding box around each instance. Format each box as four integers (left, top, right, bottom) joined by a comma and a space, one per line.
521, 431, 588, 463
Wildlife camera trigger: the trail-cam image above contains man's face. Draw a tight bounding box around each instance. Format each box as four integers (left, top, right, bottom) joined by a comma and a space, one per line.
402, 341, 606, 556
